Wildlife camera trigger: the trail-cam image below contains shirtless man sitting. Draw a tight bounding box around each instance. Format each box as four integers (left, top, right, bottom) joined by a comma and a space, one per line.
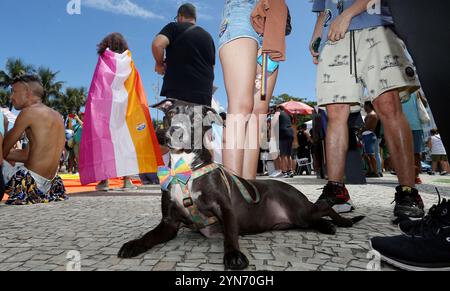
362, 101, 380, 178
2, 74, 68, 205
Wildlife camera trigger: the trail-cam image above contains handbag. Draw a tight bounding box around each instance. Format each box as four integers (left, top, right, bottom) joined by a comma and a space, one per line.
416, 93, 431, 124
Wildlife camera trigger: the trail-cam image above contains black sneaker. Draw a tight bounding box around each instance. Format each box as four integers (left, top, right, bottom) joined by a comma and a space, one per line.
288, 170, 295, 178
370, 195, 450, 271
316, 182, 355, 213
400, 189, 450, 237
282, 171, 294, 178
393, 186, 425, 222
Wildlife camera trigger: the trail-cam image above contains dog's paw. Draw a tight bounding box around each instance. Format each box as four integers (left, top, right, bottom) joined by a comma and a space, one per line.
118, 239, 148, 258
223, 250, 249, 270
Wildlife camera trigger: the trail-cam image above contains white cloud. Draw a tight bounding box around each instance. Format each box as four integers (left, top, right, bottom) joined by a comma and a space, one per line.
83, 0, 163, 19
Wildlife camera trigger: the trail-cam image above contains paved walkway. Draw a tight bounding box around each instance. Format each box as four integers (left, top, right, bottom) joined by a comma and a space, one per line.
0, 174, 449, 271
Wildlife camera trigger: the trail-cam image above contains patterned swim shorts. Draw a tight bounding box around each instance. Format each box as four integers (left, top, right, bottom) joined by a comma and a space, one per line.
5, 170, 68, 206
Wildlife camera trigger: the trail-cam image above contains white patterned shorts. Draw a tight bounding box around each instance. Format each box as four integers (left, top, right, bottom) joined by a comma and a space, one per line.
316, 26, 420, 106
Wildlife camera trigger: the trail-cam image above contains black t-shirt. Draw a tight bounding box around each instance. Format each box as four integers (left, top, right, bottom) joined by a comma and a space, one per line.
298, 130, 310, 149
158, 22, 215, 106
278, 111, 294, 140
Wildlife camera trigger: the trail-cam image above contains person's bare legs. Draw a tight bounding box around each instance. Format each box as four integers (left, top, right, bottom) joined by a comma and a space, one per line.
373, 90, 415, 188
316, 104, 353, 213
242, 69, 279, 179
220, 38, 258, 177
414, 153, 421, 177
274, 157, 281, 172
432, 161, 438, 173
96, 179, 109, 191
326, 104, 351, 183
280, 155, 289, 173
363, 154, 371, 173
291, 154, 298, 173
123, 176, 136, 188
440, 160, 449, 173
368, 154, 378, 176
288, 156, 295, 172
279, 156, 285, 172
287, 156, 293, 172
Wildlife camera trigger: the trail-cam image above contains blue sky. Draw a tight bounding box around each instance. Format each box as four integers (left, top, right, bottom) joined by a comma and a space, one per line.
0, 0, 317, 118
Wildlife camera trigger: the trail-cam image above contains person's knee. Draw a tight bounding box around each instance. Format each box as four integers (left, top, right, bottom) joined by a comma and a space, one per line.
252, 105, 269, 117
373, 91, 403, 120
326, 104, 350, 124
230, 100, 254, 115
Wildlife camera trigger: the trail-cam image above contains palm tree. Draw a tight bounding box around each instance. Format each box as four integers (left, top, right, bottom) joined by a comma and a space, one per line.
37, 67, 64, 106
0, 58, 34, 88
0, 89, 10, 107
52, 87, 87, 118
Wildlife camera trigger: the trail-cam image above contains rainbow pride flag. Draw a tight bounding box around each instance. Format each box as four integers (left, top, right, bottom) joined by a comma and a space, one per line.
79, 49, 163, 185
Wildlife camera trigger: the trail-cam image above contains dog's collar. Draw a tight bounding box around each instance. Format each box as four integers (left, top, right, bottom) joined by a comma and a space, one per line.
192, 163, 220, 180
157, 160, 220, 229
182, 162, 221, 229
157, 159, 260, 230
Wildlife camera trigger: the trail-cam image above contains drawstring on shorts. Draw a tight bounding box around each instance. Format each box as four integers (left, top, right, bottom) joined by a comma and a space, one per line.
349, 30, 358, 83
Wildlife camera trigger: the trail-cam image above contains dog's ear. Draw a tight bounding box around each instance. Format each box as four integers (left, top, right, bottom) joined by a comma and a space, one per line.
203, 106, 223, 127
150, 98, 177, 112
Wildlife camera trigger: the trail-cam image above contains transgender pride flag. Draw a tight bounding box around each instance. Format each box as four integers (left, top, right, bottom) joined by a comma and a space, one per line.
79, 49, 163, 185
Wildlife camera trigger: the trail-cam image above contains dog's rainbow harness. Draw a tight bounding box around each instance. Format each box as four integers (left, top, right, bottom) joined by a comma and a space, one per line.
157, 159, 260, 229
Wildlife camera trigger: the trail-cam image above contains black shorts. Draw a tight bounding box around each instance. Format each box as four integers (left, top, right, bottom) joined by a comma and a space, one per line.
279, 139, 293, 157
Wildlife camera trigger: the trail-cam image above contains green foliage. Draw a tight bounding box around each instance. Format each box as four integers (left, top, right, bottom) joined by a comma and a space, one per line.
51, 87, 87, 118
0, 58, 86, 115
0, 88, 10, 107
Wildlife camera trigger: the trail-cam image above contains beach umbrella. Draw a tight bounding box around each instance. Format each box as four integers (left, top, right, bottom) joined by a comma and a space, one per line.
280, 101, 314, 115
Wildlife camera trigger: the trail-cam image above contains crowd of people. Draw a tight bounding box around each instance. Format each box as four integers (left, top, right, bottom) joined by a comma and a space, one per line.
1, 0, 449, 271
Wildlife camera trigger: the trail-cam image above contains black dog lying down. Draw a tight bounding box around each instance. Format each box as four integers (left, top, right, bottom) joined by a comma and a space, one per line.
118, 99, 364, 270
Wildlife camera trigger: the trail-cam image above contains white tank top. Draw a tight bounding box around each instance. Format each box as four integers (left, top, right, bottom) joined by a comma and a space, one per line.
431, 134, 447, 155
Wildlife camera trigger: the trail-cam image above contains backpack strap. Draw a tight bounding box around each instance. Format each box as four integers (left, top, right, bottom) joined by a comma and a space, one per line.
171, 25, 197, 47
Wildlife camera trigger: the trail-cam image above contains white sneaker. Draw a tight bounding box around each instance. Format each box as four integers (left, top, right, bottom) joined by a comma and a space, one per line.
269, 171, 279, 178
270, 171, 284, 178
332, 201, 356, 214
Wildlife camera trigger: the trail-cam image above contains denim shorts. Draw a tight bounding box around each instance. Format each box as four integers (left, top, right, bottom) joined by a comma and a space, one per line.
362, 132, 377, 155
412, 130, 424, 154
218, 0, 263, 50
